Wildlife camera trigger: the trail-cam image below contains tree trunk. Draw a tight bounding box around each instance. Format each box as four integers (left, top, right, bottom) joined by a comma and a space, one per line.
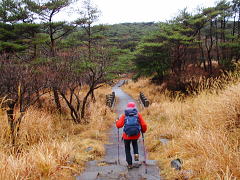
6, 101, 24, 146
50, 39, 55, 57
207, 20, 213, 74
91, 91, 96, 102
60, 92, 80, 123
53, 88, 62, 114
198, 30, 207, 71
207, 49, 213, 74
6, 102, 15, 144
33, 44, 37, 58
88, 22, 91, 61
233, 13, 236, 37
223, 17, 226, 43
81, 89, 92, 120
36, 91, 43, 108
238, 10, 240, 37
215, 19, 220, 64
49, 19, 55, 57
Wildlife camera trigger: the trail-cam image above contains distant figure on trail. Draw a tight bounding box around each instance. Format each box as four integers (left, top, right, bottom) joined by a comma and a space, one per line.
116, 102, 147, 169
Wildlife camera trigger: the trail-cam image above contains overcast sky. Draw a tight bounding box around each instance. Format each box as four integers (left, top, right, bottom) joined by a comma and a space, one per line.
55, 0, 218, 24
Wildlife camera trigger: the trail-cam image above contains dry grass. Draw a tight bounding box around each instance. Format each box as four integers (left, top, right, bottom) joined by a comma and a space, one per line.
0, 86, 114, 180
123, 78, 240, 179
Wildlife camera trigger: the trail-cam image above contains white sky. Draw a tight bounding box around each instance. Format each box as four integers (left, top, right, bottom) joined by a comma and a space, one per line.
55, 0, 218, 24
96, 0, 217, 24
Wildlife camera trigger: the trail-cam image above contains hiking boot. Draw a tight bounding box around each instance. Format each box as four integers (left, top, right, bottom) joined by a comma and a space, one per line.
134, 154, 139, 161
127, 164, 133, 169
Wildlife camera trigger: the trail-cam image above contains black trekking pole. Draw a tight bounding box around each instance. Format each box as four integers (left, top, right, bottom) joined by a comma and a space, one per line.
142, 132, 147, 174
117, 127, 120, 165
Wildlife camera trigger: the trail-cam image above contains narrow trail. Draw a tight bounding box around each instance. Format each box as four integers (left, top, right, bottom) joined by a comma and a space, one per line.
77, 80, 161, 180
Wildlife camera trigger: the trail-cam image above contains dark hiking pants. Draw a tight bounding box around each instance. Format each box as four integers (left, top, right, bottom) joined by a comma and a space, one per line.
124, 139, 138, 165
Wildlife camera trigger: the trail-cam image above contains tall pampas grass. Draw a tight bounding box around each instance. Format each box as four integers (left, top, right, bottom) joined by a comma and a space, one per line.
0, 86, 114, 179
123, 76, 240, 179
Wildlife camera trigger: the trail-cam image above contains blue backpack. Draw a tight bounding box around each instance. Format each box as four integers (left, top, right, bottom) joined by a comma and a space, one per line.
123, 108, 141, 136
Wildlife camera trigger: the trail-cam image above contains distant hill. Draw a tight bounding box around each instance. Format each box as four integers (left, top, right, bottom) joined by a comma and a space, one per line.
103, 22, 159, 50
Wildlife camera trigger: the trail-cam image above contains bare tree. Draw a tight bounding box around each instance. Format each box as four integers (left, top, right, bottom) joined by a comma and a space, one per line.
25, 0, 79, 113
79, 45, 113, 119
0, 55, 49, 145
46, 56, 84, 123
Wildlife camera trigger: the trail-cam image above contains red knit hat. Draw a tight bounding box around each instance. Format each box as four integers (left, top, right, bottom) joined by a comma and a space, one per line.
127, 102, 136, 108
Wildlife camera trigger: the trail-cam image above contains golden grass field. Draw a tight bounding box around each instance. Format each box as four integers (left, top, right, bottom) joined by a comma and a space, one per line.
1, 74, 240, 179
0, 86, 115, 180
123, 77, 240, 179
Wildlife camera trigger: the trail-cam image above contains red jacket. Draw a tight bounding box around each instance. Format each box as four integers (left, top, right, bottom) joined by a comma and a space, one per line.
116, 112, 147, 140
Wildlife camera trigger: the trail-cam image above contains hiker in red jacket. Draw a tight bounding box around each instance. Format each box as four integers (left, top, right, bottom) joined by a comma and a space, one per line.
116, 102, 147, 169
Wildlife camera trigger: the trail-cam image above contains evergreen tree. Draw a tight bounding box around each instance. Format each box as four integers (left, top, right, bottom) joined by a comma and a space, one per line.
0, 0, 39, 54
25, 0, 76, 57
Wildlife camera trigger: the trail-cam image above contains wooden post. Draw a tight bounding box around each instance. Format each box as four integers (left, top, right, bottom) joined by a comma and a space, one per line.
139, 92, 150, 108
